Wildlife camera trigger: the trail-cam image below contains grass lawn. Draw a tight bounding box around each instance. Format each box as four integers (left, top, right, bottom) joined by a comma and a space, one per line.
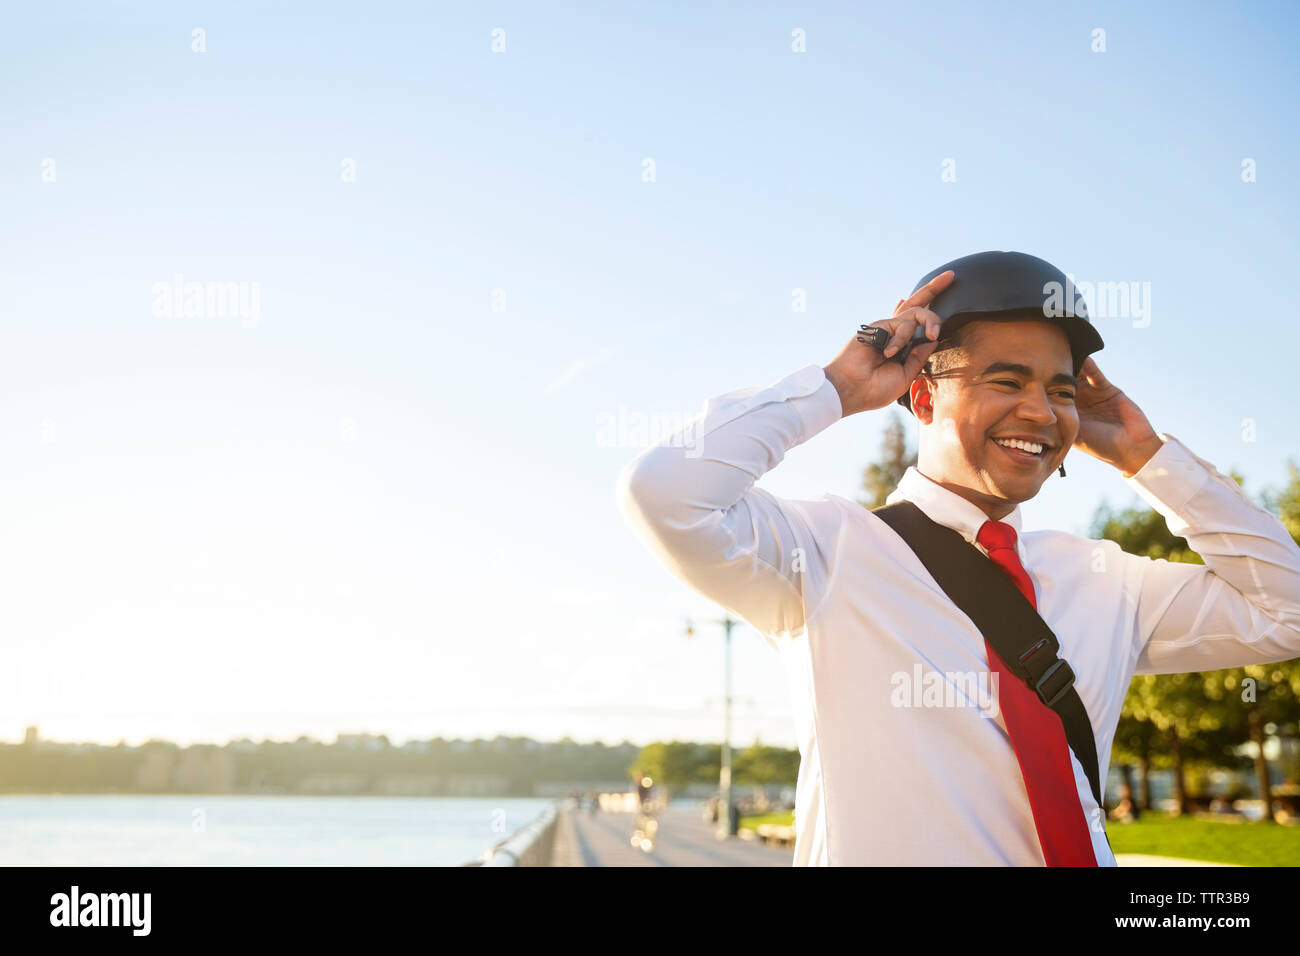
1106, 814, 1300, 866
739, 811, 793, 831
740, 810, 1300, 866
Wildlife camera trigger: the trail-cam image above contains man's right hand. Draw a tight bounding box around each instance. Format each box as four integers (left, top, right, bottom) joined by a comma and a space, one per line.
822, 269, 956, 417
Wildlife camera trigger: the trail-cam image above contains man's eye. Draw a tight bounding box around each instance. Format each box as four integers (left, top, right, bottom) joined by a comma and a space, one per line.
1056, 392, 1076, 401
991, 380, 1018, 387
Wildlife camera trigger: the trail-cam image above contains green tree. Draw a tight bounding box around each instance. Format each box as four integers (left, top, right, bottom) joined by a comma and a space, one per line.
1112, 710, 1160, 809
732, 742, 799, 786
858, 410, 916, 508
1261, 461, 1300, 541
631, 741, 714, 791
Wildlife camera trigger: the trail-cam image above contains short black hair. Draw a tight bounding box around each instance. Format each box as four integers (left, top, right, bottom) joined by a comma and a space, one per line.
920, 322, 974, 380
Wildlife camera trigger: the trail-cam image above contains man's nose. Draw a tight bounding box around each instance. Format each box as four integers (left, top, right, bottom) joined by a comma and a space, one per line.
1015, 384, 1056, 423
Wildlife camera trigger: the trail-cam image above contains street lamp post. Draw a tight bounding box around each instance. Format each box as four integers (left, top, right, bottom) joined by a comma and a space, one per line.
686, 613, 738, 839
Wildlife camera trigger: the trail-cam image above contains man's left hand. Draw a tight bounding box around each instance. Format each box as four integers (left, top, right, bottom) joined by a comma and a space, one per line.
1072, 358, 1164, 477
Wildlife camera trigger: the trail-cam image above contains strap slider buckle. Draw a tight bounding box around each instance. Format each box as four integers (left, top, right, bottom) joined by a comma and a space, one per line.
1034, 659, 1076, 708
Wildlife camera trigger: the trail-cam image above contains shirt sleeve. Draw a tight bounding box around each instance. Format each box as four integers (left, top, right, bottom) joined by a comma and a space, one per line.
614, 364, 844, 649
1122, 433, 1300, 674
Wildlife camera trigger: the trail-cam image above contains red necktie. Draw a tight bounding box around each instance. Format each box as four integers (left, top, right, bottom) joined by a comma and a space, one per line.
976, 519, 1097, 866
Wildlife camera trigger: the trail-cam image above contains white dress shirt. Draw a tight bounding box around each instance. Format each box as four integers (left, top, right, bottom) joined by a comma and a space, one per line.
615, 363, 1300, 866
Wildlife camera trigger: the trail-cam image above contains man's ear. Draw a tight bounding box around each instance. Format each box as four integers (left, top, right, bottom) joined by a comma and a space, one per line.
911, 373, 936, 425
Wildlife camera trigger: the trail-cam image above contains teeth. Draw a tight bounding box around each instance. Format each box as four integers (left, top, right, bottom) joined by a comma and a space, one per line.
994, 438, 1044, 455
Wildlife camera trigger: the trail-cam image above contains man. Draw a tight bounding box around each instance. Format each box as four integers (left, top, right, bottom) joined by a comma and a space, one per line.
615, 251, 1300, 866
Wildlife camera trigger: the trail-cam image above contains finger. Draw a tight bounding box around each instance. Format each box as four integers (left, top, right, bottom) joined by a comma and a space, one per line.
882, 316, 919, 357
1079, 357, 1110, 389
896, 269, 955, 313
901, 338, 939, 381
902, 306, 942, 340
899, 343, 941, 390
872, 308, 940, 345
892, 298, 906, 316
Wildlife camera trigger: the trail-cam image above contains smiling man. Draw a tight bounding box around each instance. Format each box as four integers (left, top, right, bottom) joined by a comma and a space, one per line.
616, 250, 1300, 866
897, 316, 1162, 508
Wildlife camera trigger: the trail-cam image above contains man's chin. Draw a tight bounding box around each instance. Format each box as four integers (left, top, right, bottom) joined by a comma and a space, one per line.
986, 469, 1047, 502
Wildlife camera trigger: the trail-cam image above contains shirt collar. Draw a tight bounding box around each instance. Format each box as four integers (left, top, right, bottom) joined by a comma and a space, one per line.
884, 466, 1023, 548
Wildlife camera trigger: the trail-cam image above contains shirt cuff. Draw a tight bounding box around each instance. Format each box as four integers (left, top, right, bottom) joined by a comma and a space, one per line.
788, 365, 843, 442
1123, 432, 1213, 514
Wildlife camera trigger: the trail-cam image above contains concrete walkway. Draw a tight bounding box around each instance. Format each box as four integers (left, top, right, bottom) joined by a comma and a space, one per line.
549, 805, 1239, 867
551, 804, 793, 867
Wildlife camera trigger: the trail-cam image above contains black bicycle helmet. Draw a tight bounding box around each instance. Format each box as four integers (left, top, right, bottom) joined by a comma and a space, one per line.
895, 250, 1105, 413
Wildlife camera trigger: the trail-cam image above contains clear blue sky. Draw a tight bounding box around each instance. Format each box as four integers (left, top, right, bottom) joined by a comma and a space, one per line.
1, 1, 1297, 749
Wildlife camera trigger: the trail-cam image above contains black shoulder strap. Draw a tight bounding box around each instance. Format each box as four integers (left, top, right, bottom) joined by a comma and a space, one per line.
871, 500, 1104, 807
